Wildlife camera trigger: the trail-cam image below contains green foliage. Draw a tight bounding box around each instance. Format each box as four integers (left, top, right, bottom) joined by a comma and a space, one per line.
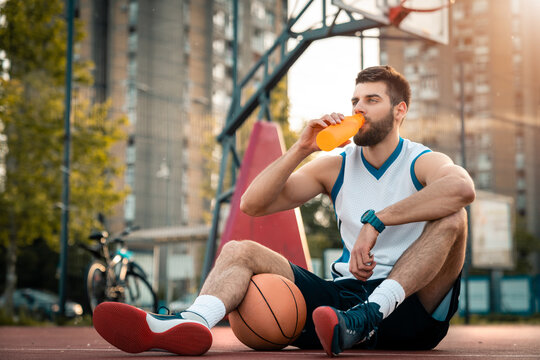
0, 0, 66, 84
510, 215, 540, 274
301, 194, 341, 259
270, 76, 297, 149
0, 0, 127, 310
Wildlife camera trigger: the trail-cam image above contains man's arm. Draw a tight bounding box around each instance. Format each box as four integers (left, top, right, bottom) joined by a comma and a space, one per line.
240, 114, 346, 217
349, 151, 476, 281
376, 151, 475, 225
240, 143, 323, 217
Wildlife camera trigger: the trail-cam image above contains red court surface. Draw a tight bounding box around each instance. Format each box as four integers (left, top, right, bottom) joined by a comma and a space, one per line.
1, 324, 539, 359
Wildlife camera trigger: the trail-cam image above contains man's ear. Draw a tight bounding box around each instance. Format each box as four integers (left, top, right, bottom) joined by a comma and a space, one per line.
394, 101, 407, 125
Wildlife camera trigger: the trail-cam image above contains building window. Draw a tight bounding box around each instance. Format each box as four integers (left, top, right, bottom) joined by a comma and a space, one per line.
128, 32, 138, 53
516, 193, 526, 213
125, 194, 136, 222
181, 194, 189, 224
452, 3, 465, 20
129, 1, 138, 29
126, 139, 136, 164
476, 171, 491, 189
213, 39, 225, 54
477, 153, 491, 171
516, 152, 525, 170
511, 0, 520, 14
251, 1, 265, 21
125, 164, 135, 189
512, 35, 521, 51
404, 46, 420, 59
516, 134, 524, 151
183, 0, 190, 25
213, 10, 226, 27
479, 133, 491, 148
213, 63, 225, 80
472, 0, 488, 14
517, 177, 526, 191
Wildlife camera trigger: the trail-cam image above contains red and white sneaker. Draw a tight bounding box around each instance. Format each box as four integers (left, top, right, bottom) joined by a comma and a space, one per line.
93, 302, 212, 355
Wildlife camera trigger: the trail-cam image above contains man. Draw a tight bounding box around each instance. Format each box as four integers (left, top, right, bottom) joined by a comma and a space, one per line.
93, 65, 475, 356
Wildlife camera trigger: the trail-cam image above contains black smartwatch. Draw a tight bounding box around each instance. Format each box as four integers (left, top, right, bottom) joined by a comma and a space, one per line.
361, 209, 385, 233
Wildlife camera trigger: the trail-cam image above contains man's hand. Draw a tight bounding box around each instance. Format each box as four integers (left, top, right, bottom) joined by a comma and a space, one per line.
298, 113, 345, 153
349, 224, 379, 281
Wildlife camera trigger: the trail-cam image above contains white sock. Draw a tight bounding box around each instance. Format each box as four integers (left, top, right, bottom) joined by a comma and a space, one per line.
367, 279, 406, 319
184, 294, 226, 328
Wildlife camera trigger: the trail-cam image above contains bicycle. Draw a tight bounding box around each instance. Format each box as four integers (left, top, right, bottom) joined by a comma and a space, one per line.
82, 228, 158, 314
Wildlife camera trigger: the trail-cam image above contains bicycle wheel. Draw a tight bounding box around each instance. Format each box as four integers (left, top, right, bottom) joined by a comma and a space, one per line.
123, 271, 158, 313
86, 260, 107, 314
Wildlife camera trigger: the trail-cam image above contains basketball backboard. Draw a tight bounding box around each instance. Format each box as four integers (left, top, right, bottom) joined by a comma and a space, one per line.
332, 0, 450, 44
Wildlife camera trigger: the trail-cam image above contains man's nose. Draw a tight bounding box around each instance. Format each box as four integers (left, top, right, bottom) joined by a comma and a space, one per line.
353, 103, 365, 115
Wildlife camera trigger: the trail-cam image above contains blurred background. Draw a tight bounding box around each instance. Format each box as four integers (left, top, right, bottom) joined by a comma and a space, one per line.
0, 0, 539, 324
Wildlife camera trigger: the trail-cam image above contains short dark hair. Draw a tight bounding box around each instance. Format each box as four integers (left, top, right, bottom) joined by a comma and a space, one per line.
355, 65, 411, 108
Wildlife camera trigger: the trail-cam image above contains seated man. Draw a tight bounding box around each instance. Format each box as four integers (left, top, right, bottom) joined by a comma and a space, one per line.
93, 65, 475, 356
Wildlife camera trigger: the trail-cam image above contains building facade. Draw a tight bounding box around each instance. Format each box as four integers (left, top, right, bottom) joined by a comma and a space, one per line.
77, 0, 287, 301
380, 0, 540, 242
78, 0, 286, 232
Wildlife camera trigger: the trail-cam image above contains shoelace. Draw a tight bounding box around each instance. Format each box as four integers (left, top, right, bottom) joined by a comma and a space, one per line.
339, 287, 379, 348
339, 288, 369, 304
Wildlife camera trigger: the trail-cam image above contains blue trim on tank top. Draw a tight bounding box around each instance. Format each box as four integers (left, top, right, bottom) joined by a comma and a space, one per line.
331, 151, 347, 203
332, 240, 350, 280
361, 137, 404, 180
410, 149, 432, 190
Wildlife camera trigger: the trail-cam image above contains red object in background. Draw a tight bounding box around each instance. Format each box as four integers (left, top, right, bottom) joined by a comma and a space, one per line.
216, 121, 312, 270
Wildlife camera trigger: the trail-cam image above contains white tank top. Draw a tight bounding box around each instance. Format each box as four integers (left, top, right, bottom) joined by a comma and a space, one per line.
330, 137, 431, 281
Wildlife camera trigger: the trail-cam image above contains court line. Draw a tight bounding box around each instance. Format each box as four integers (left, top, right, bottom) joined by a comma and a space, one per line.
2, 348, 539, 358
1, 348, 118, 352
218, 350, 540, 358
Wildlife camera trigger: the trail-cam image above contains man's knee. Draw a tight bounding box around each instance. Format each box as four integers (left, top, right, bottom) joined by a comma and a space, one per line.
438, 208, 467, 236
219, 240, 260, 264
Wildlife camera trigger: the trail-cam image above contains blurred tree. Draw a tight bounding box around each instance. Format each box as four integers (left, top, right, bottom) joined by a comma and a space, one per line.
270, 76, 297, 149
0, 0, 126, 317
301, 194, 341, 259
511, 216, 540, 274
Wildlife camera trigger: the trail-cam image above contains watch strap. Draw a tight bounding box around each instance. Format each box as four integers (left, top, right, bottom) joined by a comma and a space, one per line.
362, 210, 385, 233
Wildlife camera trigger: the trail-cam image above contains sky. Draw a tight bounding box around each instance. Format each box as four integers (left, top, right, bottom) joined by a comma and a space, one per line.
287, 2, 380, 132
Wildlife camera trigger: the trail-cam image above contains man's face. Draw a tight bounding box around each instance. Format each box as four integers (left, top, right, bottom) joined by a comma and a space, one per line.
350, 81, 396, 147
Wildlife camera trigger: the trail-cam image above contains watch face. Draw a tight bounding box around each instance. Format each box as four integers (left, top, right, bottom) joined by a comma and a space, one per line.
361, 210, 372, 223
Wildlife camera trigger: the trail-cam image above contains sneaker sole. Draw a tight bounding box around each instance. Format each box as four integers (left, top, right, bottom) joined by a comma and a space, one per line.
313, 306, 340, 357
93, 302, 212, 355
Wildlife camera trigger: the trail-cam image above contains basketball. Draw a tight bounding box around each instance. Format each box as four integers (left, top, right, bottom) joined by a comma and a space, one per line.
229, 273, 307, 350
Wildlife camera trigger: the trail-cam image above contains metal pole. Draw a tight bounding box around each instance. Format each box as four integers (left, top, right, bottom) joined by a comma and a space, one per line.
200, 0, 239, 286
360, 31, 364, 69
230, 0, 238, 182
59, 0, 75, 317
460, 62, 472, 324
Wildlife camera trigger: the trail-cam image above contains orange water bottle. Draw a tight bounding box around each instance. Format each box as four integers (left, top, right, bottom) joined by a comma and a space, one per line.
316, 113, 365, 151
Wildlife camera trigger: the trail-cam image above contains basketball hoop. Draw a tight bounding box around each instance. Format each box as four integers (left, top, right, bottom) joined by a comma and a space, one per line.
389, 0, 455, 26
331, 0, 451, 44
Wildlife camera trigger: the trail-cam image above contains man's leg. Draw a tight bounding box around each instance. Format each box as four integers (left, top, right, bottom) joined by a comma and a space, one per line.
93, 240, 294, 355
385, 208, 467, 313
198, 239, 294, 314
313, 209, 467, 356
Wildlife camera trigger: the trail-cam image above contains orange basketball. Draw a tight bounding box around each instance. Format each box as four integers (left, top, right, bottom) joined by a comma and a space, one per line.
229, 273, 307, 350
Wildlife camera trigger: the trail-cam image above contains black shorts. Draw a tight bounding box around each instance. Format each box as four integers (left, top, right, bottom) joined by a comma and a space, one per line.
290, 263, 461, 350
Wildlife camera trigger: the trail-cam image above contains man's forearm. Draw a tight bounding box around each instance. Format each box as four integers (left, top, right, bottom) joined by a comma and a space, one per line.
240, 142, 311, 216
377, 173, 475, 226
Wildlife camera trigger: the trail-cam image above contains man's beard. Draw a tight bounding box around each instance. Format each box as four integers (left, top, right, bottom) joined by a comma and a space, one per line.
353, 109, 395, 147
